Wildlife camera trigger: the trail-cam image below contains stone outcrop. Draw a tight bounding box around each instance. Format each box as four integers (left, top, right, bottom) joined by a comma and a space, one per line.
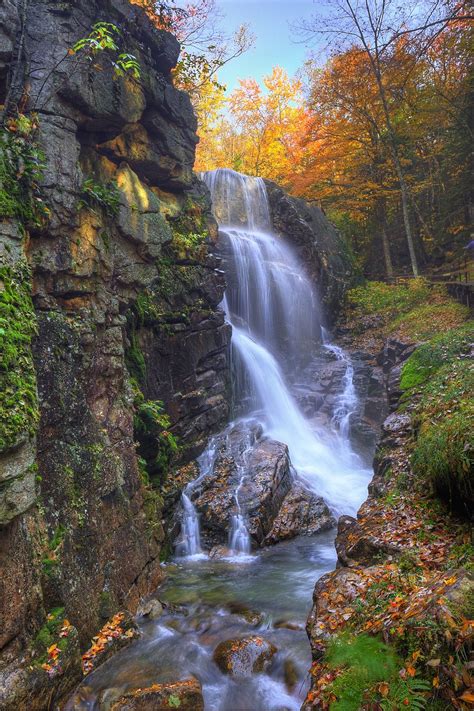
179, 421, 334, 549
109, 678, 204, 711
264, 180, 353, 319
0, 0, 230, 706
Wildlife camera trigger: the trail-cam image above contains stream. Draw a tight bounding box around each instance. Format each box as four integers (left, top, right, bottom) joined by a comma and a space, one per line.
67, 169, 373, 711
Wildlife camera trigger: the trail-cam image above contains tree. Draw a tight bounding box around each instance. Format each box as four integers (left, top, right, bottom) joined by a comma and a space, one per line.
131, 0, 253, 99
197, 67, 307, 183
297, 0, 473, 276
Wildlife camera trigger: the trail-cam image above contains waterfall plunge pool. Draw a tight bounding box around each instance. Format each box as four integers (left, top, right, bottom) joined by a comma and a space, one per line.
68, 532, 337, 711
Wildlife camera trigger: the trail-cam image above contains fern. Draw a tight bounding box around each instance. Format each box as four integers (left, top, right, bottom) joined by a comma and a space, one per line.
380, 677, 431, 710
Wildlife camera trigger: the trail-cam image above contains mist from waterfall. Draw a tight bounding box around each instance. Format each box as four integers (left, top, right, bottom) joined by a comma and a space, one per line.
202, 168, 370, 517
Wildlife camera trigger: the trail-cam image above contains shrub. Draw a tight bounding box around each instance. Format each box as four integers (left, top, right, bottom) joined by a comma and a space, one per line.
402, 322, 474, 515
347, 279, 430, 318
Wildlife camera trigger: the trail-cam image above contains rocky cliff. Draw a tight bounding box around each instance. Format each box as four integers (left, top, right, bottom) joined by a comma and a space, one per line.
0, 1, 230, 706
264, 180, 353, 320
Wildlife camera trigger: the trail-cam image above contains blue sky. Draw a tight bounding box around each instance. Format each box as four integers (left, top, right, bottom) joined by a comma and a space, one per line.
212, 0, 324, 92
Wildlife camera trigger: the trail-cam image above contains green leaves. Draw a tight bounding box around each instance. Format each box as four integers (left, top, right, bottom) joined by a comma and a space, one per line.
71, 22, 141, 80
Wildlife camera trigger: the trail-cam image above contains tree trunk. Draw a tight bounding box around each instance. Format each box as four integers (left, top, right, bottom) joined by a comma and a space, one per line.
381, 223, 394, 279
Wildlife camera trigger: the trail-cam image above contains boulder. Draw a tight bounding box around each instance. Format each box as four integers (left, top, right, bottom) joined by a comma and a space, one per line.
213, 636, 277, 676
109, 678, 204, 711
264, 481, 335, 544
191, 421, 292, 547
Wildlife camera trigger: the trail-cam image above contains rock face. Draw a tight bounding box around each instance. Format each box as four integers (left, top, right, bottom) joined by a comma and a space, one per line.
213, 636, 277, 676
264, 181, 353, 319
0, 0, 229, 706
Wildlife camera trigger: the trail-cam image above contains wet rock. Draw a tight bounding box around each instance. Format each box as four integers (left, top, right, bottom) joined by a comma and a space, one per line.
336, 515, 402, 566
192, 422, 292, 547
82, 612, 140, 676
109, 678, 204, 711
283, 658, 299, 691
213, 636, 277, 676
263, 180, 353, 319
382, 412, 412, 445
274, 620, 305, 631
137, 598, 163, 621
264, 481, 335, 544
227, 601, 264, 626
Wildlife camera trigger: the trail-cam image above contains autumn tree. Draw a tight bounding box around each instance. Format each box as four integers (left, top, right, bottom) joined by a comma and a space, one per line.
197, 67, 307, 183
297, 0, 473, 276
131, 0, 253, 100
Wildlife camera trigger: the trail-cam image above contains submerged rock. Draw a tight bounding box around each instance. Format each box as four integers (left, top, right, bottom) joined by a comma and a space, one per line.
109, 678, 204, 711
213, 636, 277, 676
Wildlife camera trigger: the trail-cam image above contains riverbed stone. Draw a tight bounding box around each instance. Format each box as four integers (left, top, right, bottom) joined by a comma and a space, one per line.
109, 678, 204, 711
213, 636, 277, 676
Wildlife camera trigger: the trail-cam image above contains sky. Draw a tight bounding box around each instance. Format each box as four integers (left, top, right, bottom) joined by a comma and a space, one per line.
210, 0, 325, 92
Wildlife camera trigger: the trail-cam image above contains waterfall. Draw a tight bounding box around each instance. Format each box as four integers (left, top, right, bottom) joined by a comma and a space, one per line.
202, 169, 369, 517
322, 327, 358, 441
175, 439, 218, 558
176, 168, 370, 556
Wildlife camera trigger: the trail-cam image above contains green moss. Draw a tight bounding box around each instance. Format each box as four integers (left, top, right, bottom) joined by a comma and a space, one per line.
0, 117, 48, 225
400, 323, 474, 515
347, 279, 431, 319
400, 322, 474, 391
132, 383, 178, 482
32, 607, 65, 662
125, 327, 146, 382
0, 260, 39, 452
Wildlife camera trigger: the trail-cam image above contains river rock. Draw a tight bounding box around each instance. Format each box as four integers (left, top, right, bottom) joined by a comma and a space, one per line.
213, 636, 277, 676
264, 481, 335, 544
192, 421, 292, 547
137, 598, 164, 621
109, 678, 204, 711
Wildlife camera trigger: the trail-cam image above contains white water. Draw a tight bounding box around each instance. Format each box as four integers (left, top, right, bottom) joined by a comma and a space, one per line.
203, 168, 370, 517
176, 439, 218, 558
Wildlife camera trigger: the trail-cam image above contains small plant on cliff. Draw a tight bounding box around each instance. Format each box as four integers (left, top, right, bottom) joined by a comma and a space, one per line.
71, 22, 140, 79
324, 634, 430, 710
78, 178, 121, 218
0, 115, 48, 225
171, 230, 208, 260
131, 381, 178, 482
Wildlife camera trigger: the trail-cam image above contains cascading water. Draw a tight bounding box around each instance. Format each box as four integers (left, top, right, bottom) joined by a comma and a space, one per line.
322, 327, 358, 441
176, 439, 218, 557
201, 168, 370, 518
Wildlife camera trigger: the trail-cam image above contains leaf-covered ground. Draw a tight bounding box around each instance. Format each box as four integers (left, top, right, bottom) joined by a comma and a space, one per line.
305, 281, 473, 710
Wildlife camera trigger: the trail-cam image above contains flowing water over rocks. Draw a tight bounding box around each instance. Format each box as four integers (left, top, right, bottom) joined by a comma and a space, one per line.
67, 170, 378, 710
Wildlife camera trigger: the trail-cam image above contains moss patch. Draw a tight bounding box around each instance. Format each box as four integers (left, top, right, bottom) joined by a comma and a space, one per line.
397, 323, 474, 515
0, 260, 40, 452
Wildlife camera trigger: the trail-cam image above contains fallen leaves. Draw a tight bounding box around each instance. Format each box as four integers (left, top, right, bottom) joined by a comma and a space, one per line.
82, 612, 136, 675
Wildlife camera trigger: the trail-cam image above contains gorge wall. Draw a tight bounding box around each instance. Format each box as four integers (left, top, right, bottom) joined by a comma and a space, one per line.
0, 2, 353, 707
0, 0, 232, 705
